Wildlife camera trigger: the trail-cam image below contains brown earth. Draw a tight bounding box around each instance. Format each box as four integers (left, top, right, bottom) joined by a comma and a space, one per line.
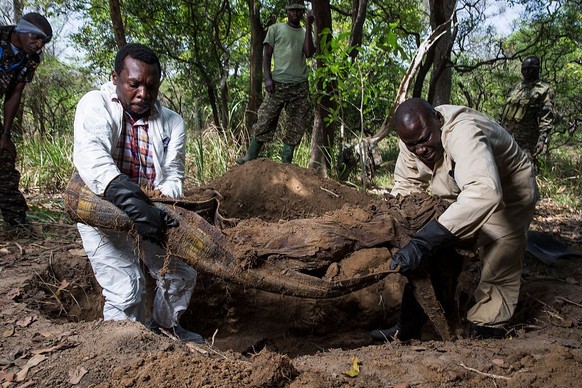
1, 158, 581, 387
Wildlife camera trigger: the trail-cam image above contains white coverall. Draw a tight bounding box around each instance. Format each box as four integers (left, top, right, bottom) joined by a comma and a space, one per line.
392, 105, 537, 327
73, 81, 196, 329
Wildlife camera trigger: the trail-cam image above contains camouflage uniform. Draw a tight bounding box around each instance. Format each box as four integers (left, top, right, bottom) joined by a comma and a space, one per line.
253, 80, 311, 145
0, 25, 41, 226
0, 151, 28, 225
500, 80, 554, 158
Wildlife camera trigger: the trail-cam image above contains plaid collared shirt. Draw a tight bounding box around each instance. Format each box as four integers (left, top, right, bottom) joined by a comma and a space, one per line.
0, 26, 41, 93
113, 111, 157, 189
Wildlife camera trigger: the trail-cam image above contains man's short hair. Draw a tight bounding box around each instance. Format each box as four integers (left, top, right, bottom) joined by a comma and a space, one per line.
114, 44, 162, 78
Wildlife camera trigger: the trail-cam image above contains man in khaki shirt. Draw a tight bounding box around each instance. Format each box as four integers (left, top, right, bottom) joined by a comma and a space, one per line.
372, 98, 537, 341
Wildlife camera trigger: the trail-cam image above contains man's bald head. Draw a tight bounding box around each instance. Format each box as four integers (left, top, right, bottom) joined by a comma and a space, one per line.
391, 98, 444, 170
392, 98, 440, 138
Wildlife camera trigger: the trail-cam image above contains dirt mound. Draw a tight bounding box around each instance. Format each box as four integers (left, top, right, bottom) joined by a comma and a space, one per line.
195, 158, 378, 221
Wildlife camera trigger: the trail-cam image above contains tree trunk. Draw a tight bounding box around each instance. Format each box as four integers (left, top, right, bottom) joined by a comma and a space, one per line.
12, 0, 23, 21
412, 48, 435, 98
245, 0, 267, 140
109, 0, 127, 48
219, 64, 229, 131
203, 73, 221, 129
308, 0, 335, 176
427, 0, 455, 105
348, 0, 368, 59
213, 0, 231, 132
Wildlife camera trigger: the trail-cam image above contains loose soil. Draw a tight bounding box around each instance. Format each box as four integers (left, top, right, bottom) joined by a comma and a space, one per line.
1, 158, 581, 387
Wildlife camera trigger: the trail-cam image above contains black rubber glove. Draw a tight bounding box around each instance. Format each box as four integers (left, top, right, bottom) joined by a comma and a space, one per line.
390, 219, 457, 273
104, 174, 178, 243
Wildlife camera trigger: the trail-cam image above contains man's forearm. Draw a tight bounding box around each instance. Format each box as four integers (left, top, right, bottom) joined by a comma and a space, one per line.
537, 110, 554, 144
3, 82, 26, 135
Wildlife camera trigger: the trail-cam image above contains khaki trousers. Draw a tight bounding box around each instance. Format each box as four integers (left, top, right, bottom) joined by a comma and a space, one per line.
466, 229, 527, 327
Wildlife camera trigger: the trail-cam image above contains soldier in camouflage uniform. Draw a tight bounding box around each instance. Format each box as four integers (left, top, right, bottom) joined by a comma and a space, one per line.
500, 56, 555, 163
0, 13, 52, 232
236, 0, 314, 165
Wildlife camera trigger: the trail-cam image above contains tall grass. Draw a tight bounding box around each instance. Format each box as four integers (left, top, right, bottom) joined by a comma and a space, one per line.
15, 129, 581, 209
536, 144, 582, 208
17, 134, 74, 194
185, 126, 241, 186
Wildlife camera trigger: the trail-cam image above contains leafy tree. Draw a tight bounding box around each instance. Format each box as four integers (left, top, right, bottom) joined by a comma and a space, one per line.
451, 0, 581, 146
6, 0, 578, 183
23, 56, 96, 137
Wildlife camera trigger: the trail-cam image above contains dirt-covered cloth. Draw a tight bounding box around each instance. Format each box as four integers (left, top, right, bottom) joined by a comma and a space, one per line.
500, 80, 555, 156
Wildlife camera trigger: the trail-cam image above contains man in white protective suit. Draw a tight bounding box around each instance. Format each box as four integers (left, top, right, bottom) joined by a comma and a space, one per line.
73, 43, 202, 343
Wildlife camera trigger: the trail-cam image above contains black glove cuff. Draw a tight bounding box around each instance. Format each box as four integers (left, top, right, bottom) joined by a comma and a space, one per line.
416, 219, 456, 252
104, 174, 156, 225
105, 174, 150, 204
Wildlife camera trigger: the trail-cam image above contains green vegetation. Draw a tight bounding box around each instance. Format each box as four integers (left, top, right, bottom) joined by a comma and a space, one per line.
17, 127, 580, 211
3, 0, 579, 216
17, 134, 74, 193
536, 144, 582, 208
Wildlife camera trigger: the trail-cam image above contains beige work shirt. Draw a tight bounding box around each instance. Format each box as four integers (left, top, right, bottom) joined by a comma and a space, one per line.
392, 105, 537, 241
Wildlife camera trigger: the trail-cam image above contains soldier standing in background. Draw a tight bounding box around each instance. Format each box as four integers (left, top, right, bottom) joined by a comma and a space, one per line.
0, 13, 52, 235
500, 56, 555, 165
236, 0, 315, 165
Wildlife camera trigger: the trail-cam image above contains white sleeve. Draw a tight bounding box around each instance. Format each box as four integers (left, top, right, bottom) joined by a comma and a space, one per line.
155, 109, 185, 199
73, 91, 121, 195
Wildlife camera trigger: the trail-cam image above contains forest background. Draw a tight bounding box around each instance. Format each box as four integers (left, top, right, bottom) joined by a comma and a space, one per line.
1, 0, 580, 208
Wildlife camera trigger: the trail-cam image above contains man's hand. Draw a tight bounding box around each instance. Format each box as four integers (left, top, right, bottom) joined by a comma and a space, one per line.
305, 9, 314, 25
133, 206, 178, 243
105, 174, 178, 244
265, 77, 274, 93
532, 139, 545, 158
389, 219, 457, 274
0, 133, 16, 160
390, 241, 426, 273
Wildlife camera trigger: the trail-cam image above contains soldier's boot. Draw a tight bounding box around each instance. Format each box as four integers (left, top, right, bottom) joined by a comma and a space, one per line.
236, 139, 263, 165
281, 143, 295, 164
370, 283, 428, 342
